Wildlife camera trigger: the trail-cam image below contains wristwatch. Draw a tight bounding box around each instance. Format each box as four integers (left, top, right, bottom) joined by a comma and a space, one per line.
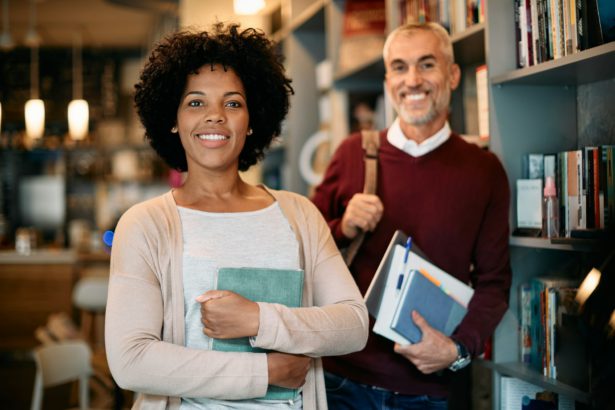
448, 340, 471, 371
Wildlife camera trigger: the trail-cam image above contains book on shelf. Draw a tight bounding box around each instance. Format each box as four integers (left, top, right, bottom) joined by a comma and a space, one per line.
516, 179, 543, 230
475, 64, 489, 142
596, 0, 615, 43
512, 0, 611, 67
522, 153, 545, 180
520, 283, 532, 364
212, 267, 304, 401
515, 145, 615, 238
364, 230, 474, 344
523, 276, 590, 389
337, 0, 386, 76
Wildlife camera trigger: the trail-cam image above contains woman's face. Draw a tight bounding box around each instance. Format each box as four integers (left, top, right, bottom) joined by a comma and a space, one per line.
176, 64, 250, 173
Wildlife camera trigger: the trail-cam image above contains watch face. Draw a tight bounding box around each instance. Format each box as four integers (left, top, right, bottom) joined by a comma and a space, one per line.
450, 356, 471, 371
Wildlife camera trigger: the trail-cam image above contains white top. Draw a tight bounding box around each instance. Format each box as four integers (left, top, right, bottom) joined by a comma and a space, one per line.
386, 117, 451, 157
179, 202, 301, 410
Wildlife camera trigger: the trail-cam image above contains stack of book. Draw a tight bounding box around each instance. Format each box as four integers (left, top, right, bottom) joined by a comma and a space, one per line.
364, 230, 474, 344
518, 146, 615, 237
519, 277, 590, 390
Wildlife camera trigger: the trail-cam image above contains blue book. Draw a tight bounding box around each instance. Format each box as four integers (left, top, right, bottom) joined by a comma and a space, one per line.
390, 270, 467, 343
213, 267, 304, 401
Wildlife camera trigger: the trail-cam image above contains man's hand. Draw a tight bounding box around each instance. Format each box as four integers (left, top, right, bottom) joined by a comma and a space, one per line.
341, 193, 384, 239
393, 311, 458, 374
267, 353, 312, 389
196, 290, 259, 339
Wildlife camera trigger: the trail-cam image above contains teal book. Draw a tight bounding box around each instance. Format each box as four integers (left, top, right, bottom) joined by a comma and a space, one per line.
390, 270, 467, 343
212, 267, 304, 401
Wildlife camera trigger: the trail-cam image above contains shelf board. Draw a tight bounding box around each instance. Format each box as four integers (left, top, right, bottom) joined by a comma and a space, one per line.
492, 41, 615, 86
481, 360, 591, 404
509, 236, 602, 252
451, 23, 485, 66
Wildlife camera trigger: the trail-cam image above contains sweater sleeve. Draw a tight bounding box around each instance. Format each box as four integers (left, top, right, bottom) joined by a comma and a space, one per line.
311, 134, 364, 248
105, 204, 269, 400
453, 154, 512, 356
252, 195, 369, 356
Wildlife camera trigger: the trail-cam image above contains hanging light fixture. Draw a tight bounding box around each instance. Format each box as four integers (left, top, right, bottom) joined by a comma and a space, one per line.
68, 33, 89, 140
233, 0, 265, 15
24, 0, 44, 140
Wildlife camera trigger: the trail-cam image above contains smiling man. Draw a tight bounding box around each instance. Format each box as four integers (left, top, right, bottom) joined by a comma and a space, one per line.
311, 23, 512, 410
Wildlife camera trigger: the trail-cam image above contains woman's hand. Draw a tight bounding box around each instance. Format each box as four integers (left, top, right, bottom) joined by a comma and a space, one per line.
196, 290, 260, 339
267, 353, 311, 388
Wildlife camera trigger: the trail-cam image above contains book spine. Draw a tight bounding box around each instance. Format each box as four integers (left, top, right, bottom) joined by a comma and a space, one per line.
584, 147, 596, 228
520, 284, 532, 364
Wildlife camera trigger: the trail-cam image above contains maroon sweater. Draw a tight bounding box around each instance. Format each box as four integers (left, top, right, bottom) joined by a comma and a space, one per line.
311, 130, 511, 397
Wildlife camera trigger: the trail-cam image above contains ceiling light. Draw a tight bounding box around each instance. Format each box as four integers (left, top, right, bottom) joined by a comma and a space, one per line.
25, 98, 45, 139
24, 0, 44, 140
68, 33, 89, 140
234, 0, 265, 15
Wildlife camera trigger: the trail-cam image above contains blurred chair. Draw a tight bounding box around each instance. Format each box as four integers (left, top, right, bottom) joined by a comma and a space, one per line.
30, 340, 92, 410
72, 276, 108, 349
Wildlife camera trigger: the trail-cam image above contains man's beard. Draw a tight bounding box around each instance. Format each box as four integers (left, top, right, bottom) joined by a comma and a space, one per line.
395, 87, 451, 126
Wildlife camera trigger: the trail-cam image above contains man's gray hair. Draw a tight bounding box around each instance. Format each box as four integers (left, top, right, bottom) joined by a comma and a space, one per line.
383, 22, 454, 64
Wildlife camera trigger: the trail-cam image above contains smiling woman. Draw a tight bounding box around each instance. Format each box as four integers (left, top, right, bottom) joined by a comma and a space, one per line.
105, 23, 369, 410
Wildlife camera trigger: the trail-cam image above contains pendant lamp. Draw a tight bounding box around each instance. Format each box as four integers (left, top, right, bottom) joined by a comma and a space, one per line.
24, 0, 44, 140
68, 33, 89, 140
25, 44, 44, 139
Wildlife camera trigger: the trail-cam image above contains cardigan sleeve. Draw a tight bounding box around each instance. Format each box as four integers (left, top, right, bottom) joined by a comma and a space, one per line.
105, 203, 269, 400
252, 194, 369, 356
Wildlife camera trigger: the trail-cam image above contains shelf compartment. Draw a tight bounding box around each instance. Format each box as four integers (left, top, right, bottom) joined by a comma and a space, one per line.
479, 360, 591, 404
492, 42, 615, 86
451, 23, 485, 66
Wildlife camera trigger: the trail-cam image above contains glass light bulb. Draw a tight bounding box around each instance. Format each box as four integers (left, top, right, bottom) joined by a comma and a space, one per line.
25, 99, 45, 139
68, 99, 89, 140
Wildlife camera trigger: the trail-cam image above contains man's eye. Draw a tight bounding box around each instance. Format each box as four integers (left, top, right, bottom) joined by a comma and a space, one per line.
419, 62, 436, 70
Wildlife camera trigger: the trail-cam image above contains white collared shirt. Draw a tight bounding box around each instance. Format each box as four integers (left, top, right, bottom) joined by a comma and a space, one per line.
386, 117, 451, 157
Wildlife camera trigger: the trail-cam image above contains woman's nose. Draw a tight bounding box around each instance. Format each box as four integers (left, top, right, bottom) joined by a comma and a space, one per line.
204, 107, 225, 123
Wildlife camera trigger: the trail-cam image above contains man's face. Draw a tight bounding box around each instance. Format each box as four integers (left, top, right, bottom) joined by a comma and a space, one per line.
384, 30, 460, 127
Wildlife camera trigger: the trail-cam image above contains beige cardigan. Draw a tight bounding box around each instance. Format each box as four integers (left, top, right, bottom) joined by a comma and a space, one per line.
105, 188, 369, 409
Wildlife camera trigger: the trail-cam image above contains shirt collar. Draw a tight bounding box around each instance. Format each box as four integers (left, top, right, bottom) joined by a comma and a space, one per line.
386, 117, 451, 157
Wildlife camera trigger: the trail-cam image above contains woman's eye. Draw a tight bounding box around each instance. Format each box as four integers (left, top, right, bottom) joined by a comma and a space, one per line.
226, 101, 242, 108
188, 100, 203, 107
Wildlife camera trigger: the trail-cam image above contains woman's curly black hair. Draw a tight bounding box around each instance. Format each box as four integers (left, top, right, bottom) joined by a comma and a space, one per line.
134, 23, 294, 172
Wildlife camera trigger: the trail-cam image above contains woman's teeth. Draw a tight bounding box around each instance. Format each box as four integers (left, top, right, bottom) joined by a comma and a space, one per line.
197, 134, 227, 140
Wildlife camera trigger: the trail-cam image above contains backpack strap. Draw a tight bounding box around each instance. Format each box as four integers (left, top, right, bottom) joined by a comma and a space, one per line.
343, 130, 380, 266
